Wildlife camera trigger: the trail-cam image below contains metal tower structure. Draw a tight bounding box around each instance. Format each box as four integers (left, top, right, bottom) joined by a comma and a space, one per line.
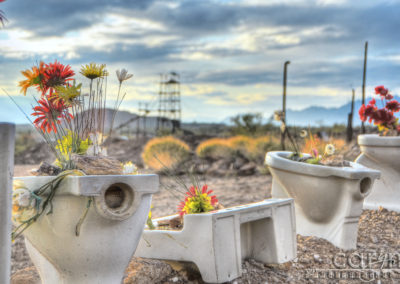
157, 72, 181, 132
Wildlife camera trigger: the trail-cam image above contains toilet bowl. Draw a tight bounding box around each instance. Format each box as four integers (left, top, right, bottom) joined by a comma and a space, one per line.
356, 134, 400, 212
266, 151, 380, 250
15, 174, 159, 284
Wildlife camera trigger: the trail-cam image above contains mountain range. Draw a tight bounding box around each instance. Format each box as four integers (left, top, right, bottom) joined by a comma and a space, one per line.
2, 95, 398, 127
285, 96, 400, 126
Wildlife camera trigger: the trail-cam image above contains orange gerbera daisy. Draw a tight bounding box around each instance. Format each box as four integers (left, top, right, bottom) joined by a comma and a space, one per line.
18, 61, 46, 95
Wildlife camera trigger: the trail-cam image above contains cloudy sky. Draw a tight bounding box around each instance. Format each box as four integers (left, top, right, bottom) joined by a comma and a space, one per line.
1, 0, 400, 124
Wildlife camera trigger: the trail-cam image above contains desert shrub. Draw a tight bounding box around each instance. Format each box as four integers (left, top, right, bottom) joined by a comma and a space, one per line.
227, 135, 253, 159
250, 136, 281, 162
15, 132, 37, 156
196, 138, 235, 160
230, 113, 264, 136
142, 136, 190, 171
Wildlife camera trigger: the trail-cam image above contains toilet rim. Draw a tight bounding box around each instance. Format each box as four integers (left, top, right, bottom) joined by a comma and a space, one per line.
358, 134, 400, 147
14, 174, 159, 197
266, 151, 380, 180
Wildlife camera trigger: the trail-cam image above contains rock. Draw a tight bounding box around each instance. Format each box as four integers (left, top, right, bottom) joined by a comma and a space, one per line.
72, 154, 123, 175
320, 155, 351, 167
233, 156, 248, 170
31, 162, 62, 176
206, 159, 231, 176
11, 266, 40, 284
238, 162, 256, 176
124, 258, 174, 284
313, 254, 322, 263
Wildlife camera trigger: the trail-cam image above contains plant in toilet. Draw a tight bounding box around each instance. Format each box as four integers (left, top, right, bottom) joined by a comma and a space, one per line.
9, 61, 138, 240
359, 85, 400, 136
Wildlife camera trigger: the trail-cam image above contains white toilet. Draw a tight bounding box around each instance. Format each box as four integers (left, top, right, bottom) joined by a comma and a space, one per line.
135, 198, 296, 283
15, 174, 159, 284
356, 134, 400, 212
266, 151, 380, 250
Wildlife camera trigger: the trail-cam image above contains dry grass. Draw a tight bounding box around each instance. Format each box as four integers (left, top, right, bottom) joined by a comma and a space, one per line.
142, 136, 190, 171
197, 135, 280, 162
301, 135, 347, 156
196, 138, 235, 160
250, 136, 281, 162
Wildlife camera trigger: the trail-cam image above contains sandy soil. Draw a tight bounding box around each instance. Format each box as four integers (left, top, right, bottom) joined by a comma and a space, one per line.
11, 165, 400, 284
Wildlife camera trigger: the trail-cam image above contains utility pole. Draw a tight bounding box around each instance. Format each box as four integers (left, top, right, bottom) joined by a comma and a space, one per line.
347, 89, 355, 143
361, 41, 368, 134
281, 61, 290, 150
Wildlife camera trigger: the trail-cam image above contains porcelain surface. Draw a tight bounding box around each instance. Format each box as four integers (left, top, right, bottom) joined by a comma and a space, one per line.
356, 134, 400, 212
16, 174, 159, 284
136, 198, 296, 283
266, 151, 380, 250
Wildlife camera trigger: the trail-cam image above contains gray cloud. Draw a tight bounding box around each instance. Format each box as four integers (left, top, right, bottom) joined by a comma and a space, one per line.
2, 0, 400, 122
3, 0, 154, 36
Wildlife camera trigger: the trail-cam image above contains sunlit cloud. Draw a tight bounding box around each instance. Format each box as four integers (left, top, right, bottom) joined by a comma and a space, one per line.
1, 0, 400, 123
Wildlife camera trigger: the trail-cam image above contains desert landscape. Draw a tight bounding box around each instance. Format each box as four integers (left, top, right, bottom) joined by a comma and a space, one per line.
11, 164, 400, 284
2, 1, 400, 283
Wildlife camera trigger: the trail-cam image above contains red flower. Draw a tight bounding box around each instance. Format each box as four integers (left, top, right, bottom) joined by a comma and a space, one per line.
375, 85, 388, 97
386, 100, 400, 112
372, 109, 395, 126
368, 98, 376, 105
32, 97, 73, 133
177, 185, 218, 216
386, 94, 394, 100
359, 104, 377, 122
42, 61, 75, 95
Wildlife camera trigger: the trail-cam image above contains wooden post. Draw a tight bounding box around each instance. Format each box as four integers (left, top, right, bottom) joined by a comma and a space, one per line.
0, 123, 15, 284
361, 41, 368, 134
281, 61, 290, 150
347, 89, 355, 143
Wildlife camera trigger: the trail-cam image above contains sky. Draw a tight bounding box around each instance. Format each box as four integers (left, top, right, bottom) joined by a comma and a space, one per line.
1, 0, 400, 124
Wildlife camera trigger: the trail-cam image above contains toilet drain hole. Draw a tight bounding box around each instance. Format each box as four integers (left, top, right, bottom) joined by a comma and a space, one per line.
105, 186, 126, 209
360, 178, 372, 195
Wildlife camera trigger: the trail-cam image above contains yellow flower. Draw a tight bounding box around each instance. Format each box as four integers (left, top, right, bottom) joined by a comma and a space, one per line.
80, 63, 108, 80
178, 185, 218, 216
55, 131, 91, 167
53, 82, 82, 106
122, 161, 138, 175
146, 204, 155, 229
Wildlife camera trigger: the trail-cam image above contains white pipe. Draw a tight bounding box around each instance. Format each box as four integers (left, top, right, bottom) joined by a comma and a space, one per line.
0, 123, 15, 284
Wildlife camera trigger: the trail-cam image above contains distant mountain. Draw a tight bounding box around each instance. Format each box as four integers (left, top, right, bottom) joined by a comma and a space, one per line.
286, 96, 400, 126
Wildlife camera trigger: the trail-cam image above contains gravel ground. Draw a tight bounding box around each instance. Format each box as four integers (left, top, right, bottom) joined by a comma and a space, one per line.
11, 166, 400, 284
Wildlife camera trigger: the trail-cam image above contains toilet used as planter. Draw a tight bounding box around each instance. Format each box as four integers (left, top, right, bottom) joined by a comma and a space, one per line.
356, 134, 400, 212
135, 198, 296, 284
266, 151, 380, 250
15, 174, 159, 284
